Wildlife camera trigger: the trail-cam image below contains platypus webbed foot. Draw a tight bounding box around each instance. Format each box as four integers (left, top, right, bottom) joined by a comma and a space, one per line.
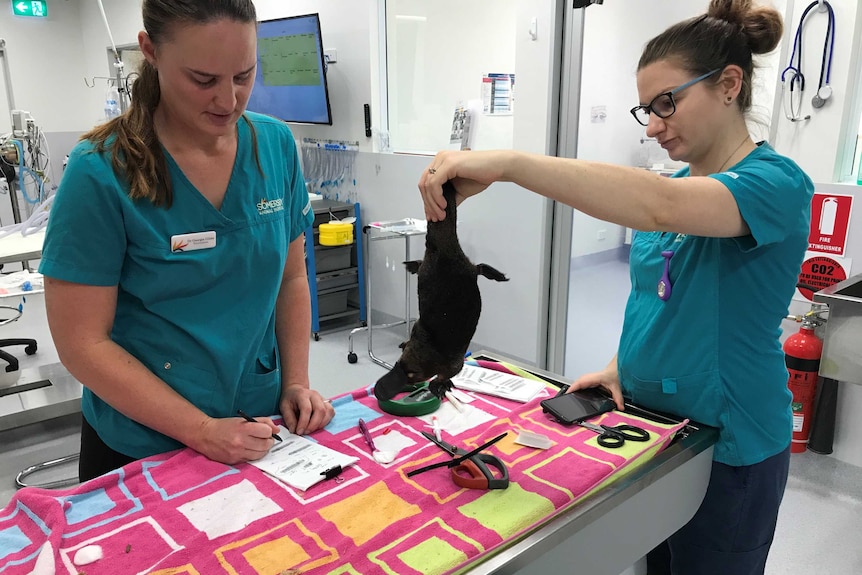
404, 260, 422, 274
428, 378, 454, 399
476, 264, 509, 282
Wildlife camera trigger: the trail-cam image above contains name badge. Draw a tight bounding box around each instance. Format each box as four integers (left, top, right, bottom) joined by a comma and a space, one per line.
171, 231, 216, 252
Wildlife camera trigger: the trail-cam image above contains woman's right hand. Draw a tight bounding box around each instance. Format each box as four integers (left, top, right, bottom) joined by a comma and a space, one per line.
194, 415, 281, 465
567, 363, 625, 411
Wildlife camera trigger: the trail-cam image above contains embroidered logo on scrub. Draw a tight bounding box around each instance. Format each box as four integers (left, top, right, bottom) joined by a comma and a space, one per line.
257, 197, 285, 215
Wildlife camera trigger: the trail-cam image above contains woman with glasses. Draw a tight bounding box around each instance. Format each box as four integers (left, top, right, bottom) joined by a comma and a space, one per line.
418, 1, 811, 574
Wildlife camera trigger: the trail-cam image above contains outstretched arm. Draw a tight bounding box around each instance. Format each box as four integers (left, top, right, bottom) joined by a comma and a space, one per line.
419, 150, 748, 238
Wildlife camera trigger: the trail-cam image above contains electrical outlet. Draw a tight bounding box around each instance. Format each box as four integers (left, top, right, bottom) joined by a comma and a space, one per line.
597, 229, 607, 241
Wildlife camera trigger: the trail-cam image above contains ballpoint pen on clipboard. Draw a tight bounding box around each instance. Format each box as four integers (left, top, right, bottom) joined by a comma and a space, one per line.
237, 409, 282, 442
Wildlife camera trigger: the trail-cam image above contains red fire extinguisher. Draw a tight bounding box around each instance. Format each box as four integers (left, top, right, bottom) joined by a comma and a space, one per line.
784, 318, 823, 453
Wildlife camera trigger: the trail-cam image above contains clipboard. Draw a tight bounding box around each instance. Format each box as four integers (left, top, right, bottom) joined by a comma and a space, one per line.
248, 426, 359, 491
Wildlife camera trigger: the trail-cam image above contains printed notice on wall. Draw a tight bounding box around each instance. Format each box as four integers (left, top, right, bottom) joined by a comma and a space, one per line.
808, 192, 853, 256
794, 252, 853, 302
482, 73, 515, 116
449, 104, 474, 150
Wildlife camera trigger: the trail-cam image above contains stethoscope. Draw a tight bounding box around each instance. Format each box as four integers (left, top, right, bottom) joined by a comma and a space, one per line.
781, 0, 835, 123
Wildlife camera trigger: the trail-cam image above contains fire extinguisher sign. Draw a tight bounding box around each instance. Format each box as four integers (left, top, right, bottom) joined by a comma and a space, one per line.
794, 251, 853, 302
808, 192, 853, 256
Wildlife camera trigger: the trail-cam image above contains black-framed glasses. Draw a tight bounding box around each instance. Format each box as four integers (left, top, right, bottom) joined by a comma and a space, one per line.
630, 68, 721, 126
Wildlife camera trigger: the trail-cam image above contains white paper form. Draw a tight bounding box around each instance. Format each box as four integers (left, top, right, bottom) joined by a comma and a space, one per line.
249, 426, 359, 491
452, 365, 547, 403
417, 402, 496, 436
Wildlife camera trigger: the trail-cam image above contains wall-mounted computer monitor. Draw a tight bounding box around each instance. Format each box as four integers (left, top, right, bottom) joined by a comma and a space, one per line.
246, 13, 333, 125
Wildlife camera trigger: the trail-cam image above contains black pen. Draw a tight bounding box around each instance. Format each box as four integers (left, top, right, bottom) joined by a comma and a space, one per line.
237, 409, 282, 442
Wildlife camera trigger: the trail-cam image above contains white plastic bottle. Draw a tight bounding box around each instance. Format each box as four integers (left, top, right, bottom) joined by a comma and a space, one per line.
104, 86, 121, 121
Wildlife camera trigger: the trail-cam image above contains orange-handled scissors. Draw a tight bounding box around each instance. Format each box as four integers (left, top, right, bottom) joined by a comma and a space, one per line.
407, 431, 509, 490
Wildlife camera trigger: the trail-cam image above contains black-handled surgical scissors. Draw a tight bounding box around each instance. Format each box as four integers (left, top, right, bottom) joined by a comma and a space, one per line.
407, 431, 509, 490
578, 421, 650, 448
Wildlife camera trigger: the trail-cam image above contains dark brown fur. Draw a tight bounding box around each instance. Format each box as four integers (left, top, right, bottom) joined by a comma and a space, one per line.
374, 181, 508, 401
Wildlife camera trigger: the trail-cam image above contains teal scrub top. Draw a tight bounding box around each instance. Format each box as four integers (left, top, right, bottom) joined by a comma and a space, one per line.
39, 112, 314, 459
618, 142, 814, 467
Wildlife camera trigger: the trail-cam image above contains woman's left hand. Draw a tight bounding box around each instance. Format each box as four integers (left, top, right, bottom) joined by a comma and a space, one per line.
279, 384, 334, 435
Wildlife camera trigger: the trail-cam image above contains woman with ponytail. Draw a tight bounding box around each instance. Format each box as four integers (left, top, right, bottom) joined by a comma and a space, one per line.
420, 2, 809, 573
40, 0, 333, 481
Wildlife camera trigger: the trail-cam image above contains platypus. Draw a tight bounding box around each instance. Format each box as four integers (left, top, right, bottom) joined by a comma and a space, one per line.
374, 180, 508, 401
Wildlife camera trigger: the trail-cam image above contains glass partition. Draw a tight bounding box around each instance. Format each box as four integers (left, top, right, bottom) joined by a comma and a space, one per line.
385, 0, 517, 153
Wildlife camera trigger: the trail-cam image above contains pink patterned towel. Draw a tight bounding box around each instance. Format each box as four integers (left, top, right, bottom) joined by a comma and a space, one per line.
0, 386, 686, 575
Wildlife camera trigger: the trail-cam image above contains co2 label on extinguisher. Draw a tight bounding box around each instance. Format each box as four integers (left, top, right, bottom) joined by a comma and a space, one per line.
794, 252, 852, 302
792, 410, 804, 432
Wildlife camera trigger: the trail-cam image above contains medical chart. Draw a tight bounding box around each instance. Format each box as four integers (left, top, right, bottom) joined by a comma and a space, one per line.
248, 426, 358, 491
452, 364, 547, 403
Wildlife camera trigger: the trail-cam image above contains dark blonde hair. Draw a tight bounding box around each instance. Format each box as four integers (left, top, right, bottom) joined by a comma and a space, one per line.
81, 0, 258, 208
638, 0, 783, 113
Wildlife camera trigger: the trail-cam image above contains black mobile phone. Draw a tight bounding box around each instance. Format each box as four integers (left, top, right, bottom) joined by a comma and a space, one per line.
540, 389, 616, 425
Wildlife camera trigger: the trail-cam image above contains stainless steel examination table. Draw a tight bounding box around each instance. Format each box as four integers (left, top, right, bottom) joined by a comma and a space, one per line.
0, 362, 83, 489
0, 362, 82, 433
466, 352, 718, 575
0, 232, 83, 434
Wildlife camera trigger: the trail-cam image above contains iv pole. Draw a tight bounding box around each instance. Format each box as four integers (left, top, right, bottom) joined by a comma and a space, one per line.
0, 39, 24, 226
97, 0, 128, 113
113, 58, 127, 113
0, 39, 16, 121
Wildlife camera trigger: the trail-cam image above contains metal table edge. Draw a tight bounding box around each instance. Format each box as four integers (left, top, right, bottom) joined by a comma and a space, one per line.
460, 351, 719, 574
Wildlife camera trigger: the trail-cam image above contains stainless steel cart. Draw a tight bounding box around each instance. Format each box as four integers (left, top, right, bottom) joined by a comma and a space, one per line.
347, 219, 427, 368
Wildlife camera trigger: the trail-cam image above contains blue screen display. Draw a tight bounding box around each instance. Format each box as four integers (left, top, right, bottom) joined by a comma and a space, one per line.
246, 13, 332, 125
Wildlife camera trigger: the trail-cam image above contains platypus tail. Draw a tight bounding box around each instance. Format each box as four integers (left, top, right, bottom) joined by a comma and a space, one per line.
476, 264, 509, 282
441, 180, 459, 224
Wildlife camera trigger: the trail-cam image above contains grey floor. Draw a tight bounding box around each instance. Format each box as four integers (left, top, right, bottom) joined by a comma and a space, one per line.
1, 265, 861, 574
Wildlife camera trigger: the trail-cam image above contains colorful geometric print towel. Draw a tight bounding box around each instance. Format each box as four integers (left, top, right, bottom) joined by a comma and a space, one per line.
0, 385, 686, 575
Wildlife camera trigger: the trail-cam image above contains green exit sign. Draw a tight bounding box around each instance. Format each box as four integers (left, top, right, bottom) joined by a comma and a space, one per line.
12, 0, 47, 17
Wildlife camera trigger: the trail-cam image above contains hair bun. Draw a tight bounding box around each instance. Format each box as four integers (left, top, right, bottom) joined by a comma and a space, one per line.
708, 0, 783, 54
707, 0, 749, 25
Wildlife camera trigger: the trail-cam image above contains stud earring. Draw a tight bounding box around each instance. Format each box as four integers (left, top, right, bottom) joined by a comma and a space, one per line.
726, 96, 733, 104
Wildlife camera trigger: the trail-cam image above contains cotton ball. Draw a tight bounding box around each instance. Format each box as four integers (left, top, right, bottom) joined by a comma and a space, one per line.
73, 545, 103, 565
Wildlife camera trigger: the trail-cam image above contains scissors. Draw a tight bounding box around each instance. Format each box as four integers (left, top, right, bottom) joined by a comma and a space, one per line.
406, 431, 509, 490
578, 421, 650, 448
